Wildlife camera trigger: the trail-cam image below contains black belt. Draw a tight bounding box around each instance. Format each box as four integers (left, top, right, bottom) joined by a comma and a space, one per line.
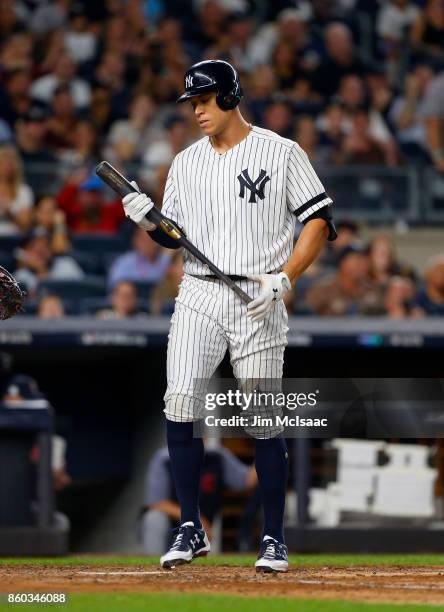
190, 271, 280, 282
191, 274, 249, 282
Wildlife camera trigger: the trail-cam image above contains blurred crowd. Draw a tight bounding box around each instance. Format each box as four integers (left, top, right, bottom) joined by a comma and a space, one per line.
1, 0, 444, 317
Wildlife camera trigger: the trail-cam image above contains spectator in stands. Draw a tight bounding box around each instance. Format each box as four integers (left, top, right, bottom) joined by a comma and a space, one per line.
422, 68, 444, 173
140, 115, 191, 189
0, 68, 32, 127
246, 65, 278, 125
338, 109, 388, 165
321, 219, 362, 267
13, 231, 83, 295
262, 100, 292, 139
389, 63, 434, 162
57, 172, 125, 234
96, 280, 143, 320
63, 3, 97, 65
186, 1, 227, 57
140, 443, 257, 554
306, 245, 385, 315
102, 14, 132, 57
105, 94, 158, 161
411, 0, 444, 62
89, 81, 115, 135
58, 120, 99, 174
271, 42, 301, 91
215, 12, 255, 73
336, 75, 398, 165
378, 0, 420, 46
46, 85, 79, 153
108, 229, 171, 289
0, 120, 13, 145
15, 105, 56, 197
34, 196, 70, 255
316, 100, 347, 164
0, 2, 24, 39
102, 128, 140, 177
0, 144, 33, 235
293, 115, 320, 162
31, 53, 91, 110
28, 0, 69, 36
150, 165, 170, 209
414, 254, 444, 315
250, 8, 318, 72
94, 51, 128, 116
377, 0, 419, 81
37, 294, 65, 320
150, 252, 183, 315
384, 276, 422, 318
368, 234, 416, 287
313, 22, 372, 99
287, 76, 323, 114
0, 31, 33, 72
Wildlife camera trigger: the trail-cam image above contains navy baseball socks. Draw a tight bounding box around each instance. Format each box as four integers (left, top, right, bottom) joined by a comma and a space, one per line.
163, 422, 289, 571
162, 420, 210, 568
166, 420, 204, 528
254, 437, 289, 572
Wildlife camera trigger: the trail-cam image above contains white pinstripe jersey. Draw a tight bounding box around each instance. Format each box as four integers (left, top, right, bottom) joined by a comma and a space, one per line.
161, 125, 332, 276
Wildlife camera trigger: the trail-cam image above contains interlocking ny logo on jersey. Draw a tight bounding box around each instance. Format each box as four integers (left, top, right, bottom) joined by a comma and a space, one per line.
237, 169, 270, 203
185, 75, 194, 89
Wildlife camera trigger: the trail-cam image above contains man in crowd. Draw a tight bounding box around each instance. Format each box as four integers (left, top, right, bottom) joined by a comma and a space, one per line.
140, 443, 257, 554
57, 173, 125, 234
306, 245, 384, 315
415, 255, 444, 315
107, 228, 171, 289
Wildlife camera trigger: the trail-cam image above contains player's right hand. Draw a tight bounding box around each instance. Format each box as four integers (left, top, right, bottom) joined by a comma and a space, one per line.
122, 181, 156, 231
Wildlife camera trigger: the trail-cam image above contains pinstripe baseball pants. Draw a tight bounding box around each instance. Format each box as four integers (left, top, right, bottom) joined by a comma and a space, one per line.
164, 274, 288, 437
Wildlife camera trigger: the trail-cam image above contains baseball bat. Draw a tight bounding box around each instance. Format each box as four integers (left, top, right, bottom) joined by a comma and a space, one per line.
96, 161, 253, 304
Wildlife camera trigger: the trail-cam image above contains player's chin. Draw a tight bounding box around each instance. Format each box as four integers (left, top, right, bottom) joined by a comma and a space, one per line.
199, 122, 215, 135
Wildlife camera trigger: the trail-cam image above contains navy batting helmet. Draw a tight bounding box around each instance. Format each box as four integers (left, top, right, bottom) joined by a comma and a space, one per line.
176, 60, 243, 111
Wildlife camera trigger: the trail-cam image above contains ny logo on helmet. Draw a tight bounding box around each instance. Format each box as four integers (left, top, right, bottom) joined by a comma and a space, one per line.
185, 75, 194, 89
237, 169, 270, 203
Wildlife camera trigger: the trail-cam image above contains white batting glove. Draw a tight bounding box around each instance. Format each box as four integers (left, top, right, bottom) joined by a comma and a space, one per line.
247, 272, 292, 322
122, 181, 156, 231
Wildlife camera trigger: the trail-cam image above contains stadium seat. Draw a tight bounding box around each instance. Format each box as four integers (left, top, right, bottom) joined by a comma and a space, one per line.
78, 297, 110, 315
71, 234, 126, 253
0, 236, 20, 253
70, 250, 105, 276
132, 280, 156, 300
37, 276, 107, 301
0, 251, 15, 271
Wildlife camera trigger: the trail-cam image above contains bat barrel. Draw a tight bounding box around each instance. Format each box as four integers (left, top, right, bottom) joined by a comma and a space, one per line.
95, 161, 136, 197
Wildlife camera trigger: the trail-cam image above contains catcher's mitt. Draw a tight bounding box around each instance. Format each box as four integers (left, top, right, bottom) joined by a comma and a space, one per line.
0, 265, 25, 320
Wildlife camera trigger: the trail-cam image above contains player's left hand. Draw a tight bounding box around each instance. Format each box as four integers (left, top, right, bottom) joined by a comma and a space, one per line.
246, 272, 292, 322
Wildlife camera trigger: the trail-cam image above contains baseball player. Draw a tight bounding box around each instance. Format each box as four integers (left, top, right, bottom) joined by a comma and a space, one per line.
122, 60, 336, 572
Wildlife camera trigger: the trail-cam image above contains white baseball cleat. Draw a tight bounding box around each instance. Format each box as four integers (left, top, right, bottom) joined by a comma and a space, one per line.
255, 535, 289, 573
160, 521, 210, 569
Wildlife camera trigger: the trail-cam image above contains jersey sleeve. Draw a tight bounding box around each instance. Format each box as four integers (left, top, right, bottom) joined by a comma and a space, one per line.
161, 157, 183, 226
286, 143, 333, 223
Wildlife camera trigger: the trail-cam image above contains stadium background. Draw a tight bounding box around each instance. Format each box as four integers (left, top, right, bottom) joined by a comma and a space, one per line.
1, 0, 444, 570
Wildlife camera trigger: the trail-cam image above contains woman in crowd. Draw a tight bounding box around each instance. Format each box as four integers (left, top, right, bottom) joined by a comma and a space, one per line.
0, 144, 33, 235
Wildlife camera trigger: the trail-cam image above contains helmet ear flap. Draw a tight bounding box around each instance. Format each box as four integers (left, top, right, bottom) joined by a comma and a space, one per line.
216, 91, 237, 110
216, 81, 242, 110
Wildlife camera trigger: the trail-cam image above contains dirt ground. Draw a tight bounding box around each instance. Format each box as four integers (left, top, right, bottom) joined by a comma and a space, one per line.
1, 564, 444, 605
